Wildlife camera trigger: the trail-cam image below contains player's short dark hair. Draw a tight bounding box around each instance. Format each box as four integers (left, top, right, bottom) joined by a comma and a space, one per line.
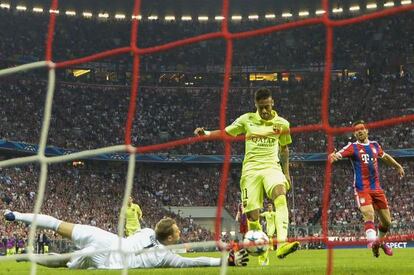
352, 120, 366, 127
255, 88, 272, 102
155, 217, 176, 242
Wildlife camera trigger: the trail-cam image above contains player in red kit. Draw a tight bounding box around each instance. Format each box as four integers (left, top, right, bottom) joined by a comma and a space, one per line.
329, 120, 405, 258
235, 203, 248, 238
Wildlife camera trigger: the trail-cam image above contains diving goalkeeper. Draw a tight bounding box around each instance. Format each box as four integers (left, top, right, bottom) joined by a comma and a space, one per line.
4, 210, 248, 269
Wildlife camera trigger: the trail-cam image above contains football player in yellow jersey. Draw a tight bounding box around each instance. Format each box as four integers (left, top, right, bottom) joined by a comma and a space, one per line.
194, 88, 299, 260
125, 196, 143, 237
261, 203, 277, 239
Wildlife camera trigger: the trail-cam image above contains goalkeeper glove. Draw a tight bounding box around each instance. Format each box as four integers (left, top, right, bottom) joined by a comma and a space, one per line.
227, 249, 249, 266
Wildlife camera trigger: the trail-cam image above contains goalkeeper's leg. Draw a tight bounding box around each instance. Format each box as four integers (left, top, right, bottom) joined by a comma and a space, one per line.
4, 210, 74, 239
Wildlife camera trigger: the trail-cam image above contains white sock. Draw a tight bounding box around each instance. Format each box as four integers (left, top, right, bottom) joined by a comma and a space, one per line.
365, 229, 377, 243
13, 212, 62, 231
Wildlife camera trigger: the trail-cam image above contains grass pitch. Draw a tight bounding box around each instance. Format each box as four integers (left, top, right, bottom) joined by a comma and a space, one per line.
0, 248, 413, 275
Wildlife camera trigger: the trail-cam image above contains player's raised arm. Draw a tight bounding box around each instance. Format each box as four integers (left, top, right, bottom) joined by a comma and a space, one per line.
329, 149, 342, 163
381, 153, 405, 178
193, 127, 228, 137
279, 145, 290, 182
194, 112, 246, 138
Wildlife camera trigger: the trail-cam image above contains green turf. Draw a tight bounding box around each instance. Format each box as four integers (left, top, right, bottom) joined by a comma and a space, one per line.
0, 249, 413, 275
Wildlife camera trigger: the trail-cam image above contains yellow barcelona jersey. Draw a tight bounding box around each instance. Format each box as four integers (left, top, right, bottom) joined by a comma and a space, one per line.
225, 110, 291, 174
260, 211, 277, 228
126, 203, 142, 229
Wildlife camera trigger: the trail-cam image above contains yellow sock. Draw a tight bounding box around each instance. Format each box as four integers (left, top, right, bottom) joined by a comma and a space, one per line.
274, 195, 289, 245
269, 236, 274, 250
247, 219, 263, 231
258, 247, 270, 265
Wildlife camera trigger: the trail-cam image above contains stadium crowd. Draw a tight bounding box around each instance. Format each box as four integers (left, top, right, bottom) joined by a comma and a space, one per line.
0, 75, 413, 154
1, 9, 413, 72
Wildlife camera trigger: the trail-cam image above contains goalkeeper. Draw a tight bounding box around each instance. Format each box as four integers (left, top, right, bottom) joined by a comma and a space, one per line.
194, 88, 299, 260
4, 210, 248, 269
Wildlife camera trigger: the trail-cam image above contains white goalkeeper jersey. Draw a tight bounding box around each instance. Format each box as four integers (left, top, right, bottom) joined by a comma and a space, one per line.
67, 225, 220, 269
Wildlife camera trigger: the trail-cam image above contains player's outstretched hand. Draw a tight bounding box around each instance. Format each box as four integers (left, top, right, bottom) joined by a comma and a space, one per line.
227, 249, 249, 266
328, 149, 341, 163
397, 166, 405, 179
194, 127, 206, 136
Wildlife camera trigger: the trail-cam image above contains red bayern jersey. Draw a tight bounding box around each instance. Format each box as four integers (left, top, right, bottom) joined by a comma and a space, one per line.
337, 140, 385, 192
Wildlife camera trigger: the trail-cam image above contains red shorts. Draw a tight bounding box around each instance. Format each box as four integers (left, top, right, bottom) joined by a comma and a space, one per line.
355, 190, 389, 209
240, 224, 248, 235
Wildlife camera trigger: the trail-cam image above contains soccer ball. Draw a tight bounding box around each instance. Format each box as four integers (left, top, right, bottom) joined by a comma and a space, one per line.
243, 230, 269, 256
